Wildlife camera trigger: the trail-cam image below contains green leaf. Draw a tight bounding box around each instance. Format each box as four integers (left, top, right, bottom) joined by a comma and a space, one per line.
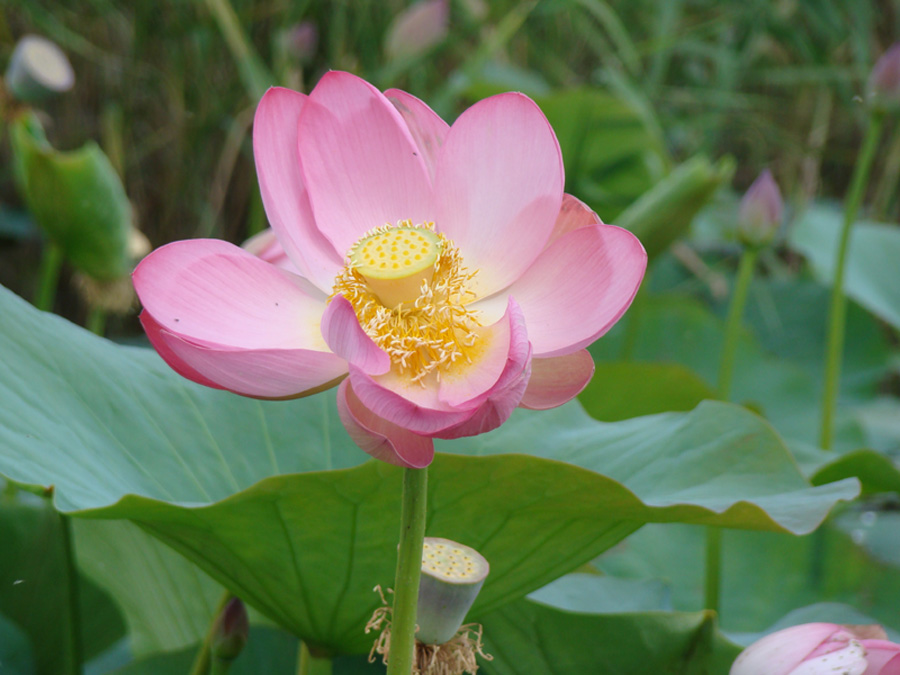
480, 574, 740, 675
0, 612, 34, 675
812, 449, 900, 496
9, 112, 132, 281
0, 495, 126, 675
616, 155, 735, 260
73, 519, 223, 655
789, 203, 900, 331
0, 285, 858, 654
578, 362, 715, 421
597, 522, 900, 636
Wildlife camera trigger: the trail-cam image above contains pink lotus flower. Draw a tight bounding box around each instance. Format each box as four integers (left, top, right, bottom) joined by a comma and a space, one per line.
133, 72, 646, 468
731, 623, 900, 675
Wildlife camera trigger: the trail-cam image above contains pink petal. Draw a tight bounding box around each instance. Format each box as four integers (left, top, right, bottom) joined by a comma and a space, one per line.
519, 350, 594, 410
859, 640, 900, 674
253, 87, 343, 291
336, 380, 434, 468
140, 312, 226, 391
731, 624, 841, 675
790, 641, 867, 675
347, 298, 531, 436
133, 239, 329, 351
241, 228, 296, 272
434, 92, 563, 298
547, 194, 604, 247
297, 71, 435, 257
492, 221, 646, 358
321, 295, 391, 375
384, 88, 449, 183
146, 326, 346, 399
433, 304, 532, 439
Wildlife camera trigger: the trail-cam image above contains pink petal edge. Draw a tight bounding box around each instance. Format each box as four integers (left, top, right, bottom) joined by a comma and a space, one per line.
253, 87, 343, 292
434, 92, 564, 299
519, 349, 594, 410
384, 88, 449, 184
321, 295, 391, 375
297, 71, 435, 258
336, 379, 434, 468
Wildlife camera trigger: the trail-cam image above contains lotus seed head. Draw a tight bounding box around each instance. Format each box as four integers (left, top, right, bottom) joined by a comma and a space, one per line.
421, 537, 489, 584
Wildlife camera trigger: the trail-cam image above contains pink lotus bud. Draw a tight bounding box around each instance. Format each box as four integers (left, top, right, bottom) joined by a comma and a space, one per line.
385, 0, 449, 62
731, 623, 900, 675
868, 43, 900, 112
211, 597, 249, 661
279, 22, 318, 64
738, 169, 783, 247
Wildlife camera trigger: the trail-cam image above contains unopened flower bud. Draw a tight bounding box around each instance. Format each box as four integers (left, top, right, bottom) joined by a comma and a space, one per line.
279, 22, 319, 65
867, 43, 900, 113
737, 169, 783, 248
731, 623, 900, 674
211, 597, 249, 661
416, 537, 489, 645
4, 35, 75, 103
385, 0, 449, 62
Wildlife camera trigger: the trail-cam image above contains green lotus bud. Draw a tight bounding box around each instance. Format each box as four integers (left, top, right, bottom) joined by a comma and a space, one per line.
211, 597, 249, 661
10, 112, 133, 282
867, 43, 900, 113
4, 35, 74, 103
416, 537, 489, 645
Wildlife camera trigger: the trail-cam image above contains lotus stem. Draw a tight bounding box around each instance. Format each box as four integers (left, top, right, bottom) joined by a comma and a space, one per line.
189, 591, 233, 675
297, 641, 332, 675
35, 241, 63, 312
386, 467, 429, 675
59, 513, 83, 675
819, 110, 884, 451
717, 246, 759, 400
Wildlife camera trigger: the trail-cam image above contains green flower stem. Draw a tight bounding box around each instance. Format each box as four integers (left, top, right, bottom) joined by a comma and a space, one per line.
717, 246, 759, 400
35, 241, 63, 311
386, 467, 428, 675
210, 657, 233, 675
86, 307, 107, 336
297, 642, 332, 675
60, 513, 83, 675
189, 591, 233, 675
705, 245, 760, 614
819, 110, 885, 451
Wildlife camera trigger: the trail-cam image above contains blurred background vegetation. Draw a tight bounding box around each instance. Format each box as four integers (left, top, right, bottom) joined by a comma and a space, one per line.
1, 0, 899, 329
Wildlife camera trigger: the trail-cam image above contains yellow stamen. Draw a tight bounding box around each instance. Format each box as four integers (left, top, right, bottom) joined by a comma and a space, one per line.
331, 220, 480, 384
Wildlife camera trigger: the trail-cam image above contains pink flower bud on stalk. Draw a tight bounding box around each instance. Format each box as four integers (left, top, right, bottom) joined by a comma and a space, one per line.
279, 22, 318, 65
738, 169, 783, 248
4, 35, 74, 103
385, 0, 450, 61
731, 623, 900, 675
211, 597, 249, 661
867, 43, 900, 113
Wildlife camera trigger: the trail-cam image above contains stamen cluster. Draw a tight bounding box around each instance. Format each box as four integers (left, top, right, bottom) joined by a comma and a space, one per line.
332, 221, 481, 384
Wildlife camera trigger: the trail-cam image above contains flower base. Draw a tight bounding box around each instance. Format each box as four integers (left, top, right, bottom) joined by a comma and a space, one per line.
366, 587, 492, 675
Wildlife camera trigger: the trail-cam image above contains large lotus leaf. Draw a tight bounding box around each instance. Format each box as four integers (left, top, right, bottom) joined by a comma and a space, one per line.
0, 612, 34, 675
596, 522, 900, 635
73, 519, 223, 655
578, 362, 715, 421
479, 574, 740, 675
789, 203, 900, 331
0, 494, 126, 675
812, 449, 900, 496
10, 112, 132, 281
0, 286, 857, 654
591, 293, 870, 450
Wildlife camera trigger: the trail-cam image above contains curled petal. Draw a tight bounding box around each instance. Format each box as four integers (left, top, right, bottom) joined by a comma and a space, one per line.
519, 349, 594, 410
385, 88, 449, 183
321, 296, 391, 375
142, 320, 346, 399
253, 87, 343, 291
336, 380, 434, 468
547, 194, 604, 247
435, 92, 563, 298
141, 312, 226, 391
349, 298, 530, 436
298, 71, 434, 256
494, 221, 646, 358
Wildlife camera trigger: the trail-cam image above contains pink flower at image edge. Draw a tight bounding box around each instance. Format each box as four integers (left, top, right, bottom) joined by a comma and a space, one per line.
132, 72, 647, 469
731, 623, 900, 675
